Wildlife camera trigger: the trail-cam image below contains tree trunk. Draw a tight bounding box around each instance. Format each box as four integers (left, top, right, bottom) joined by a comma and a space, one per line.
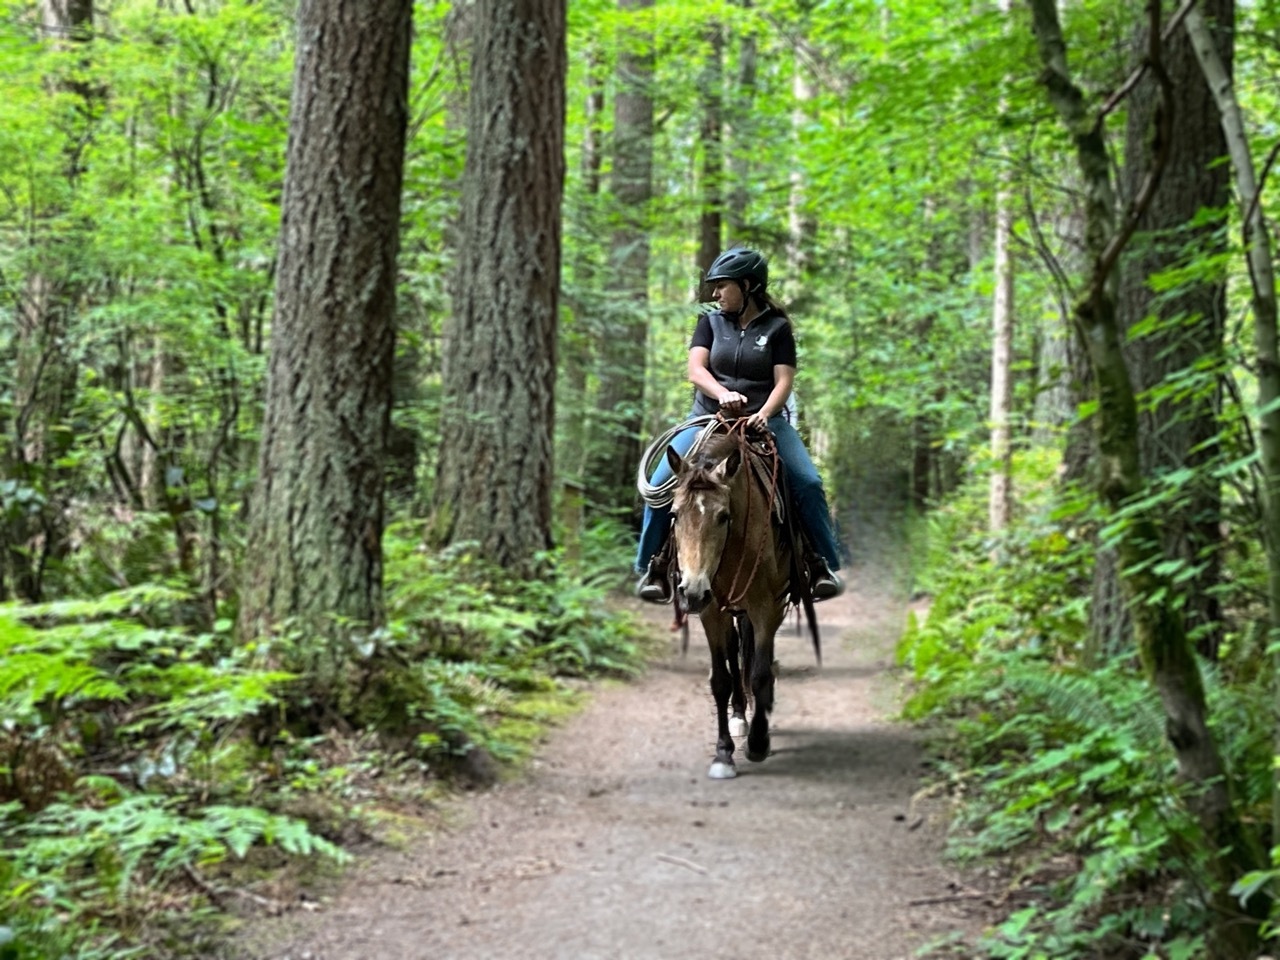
988, 183, 1014, 536
696, 25, 723, 299
988, 0, 1015, 538
428, 0, 566, 573
585, 0, 652, 517
559, 46, 606, 491
1184, 0, 1280, 897
787, 47, 816, 277
1029, 2, 1261, 952
238, 0, 411, 638
726, 1, 756, 238
1110, 0, 1232, 658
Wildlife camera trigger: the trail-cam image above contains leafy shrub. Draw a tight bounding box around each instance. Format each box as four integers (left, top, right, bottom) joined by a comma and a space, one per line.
899, 454, 1273, 958
0, 587, 335, 958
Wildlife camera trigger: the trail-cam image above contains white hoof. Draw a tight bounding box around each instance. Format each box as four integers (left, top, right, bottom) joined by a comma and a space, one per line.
728, 715, 748, 738
708, 760, 737, 780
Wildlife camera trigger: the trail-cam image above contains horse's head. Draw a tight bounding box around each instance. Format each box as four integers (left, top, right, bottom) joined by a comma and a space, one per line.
667, 439, 743, 613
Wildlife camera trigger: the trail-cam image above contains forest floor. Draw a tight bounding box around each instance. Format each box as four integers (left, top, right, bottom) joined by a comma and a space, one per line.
233, 558, 992, 960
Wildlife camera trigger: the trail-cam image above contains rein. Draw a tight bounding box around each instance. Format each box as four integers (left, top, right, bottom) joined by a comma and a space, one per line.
717, 417, 782, 611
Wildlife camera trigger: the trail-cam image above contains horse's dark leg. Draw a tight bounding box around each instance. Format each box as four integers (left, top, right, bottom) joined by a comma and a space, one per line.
702, 609, 737, 779
727, 620, 748, 737
739, 614, 755, 711
746, 609, 785, 763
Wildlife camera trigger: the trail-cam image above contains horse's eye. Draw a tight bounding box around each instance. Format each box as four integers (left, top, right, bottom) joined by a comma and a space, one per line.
717, 512, 730, 526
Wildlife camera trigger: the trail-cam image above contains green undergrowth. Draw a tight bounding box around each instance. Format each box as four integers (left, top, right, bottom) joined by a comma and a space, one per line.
898, 451, 1272, 960
0, 521, 646, 959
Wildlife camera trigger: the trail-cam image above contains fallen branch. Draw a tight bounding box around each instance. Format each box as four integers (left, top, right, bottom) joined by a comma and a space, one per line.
655, 853, 709, 875
184, 863, 284, 914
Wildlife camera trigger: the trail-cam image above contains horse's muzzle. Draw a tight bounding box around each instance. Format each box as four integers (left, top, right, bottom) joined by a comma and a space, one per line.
680, 583, 713, 613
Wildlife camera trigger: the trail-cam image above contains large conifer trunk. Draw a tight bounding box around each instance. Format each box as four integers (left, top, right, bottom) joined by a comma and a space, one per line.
1092, 0, 1233, 657
238, 0, 411, 637
428, 0, 566, 573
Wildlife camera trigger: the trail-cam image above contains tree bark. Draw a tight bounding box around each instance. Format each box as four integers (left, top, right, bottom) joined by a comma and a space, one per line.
726, 0, 756, 238
1099, 0, 1232, 658
696, 25, 723, 299
1029, 1, 1261, 952
238, 0, 411, 638
1183, 0, 1280, 892
559, 46, 606, 491
787, 47, 816, 277
988, 0, 1015, 539
585, 0, 652, 516
428, 0, 566, 573
988, 182, 1014, 536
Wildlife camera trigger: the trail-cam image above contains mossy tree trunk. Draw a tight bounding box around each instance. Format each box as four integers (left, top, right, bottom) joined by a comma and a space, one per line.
428, 0, 566, 574
1183, 0, 1280, 883
1028, 1, 1261, 953
237, 0, 411, 639
1091, 0, 1232, 659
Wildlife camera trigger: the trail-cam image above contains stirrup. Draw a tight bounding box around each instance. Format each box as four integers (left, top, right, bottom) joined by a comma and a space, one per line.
809, 557, 844, 602
636, 562, 672, 604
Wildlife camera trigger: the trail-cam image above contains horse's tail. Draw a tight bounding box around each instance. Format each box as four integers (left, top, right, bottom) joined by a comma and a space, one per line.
802, 593, 821, 666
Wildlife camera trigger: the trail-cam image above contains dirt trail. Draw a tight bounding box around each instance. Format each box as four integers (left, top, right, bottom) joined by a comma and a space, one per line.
241, 566, 984, 960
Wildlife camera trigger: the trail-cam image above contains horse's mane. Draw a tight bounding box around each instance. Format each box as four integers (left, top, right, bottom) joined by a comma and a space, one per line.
677, 431, 754, 494
690, 432, 736, 467
675, 433, 733, 491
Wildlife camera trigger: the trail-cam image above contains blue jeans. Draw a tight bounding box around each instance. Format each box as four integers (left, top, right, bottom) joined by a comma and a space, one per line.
634, 415, 843, 572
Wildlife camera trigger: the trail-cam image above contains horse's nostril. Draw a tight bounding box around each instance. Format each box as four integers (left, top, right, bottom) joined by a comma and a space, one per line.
686, 590, 710, 612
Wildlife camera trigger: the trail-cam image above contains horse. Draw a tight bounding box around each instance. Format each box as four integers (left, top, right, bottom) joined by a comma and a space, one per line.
666, 423, 816, 780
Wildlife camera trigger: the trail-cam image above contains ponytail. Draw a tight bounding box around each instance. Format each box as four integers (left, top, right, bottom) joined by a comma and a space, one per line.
755, 290, 790, 322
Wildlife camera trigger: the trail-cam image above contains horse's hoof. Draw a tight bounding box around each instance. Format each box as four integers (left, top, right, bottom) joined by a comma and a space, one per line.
729, 715, 748, 738
746, 740, 770, 762
708, 760, 737, 780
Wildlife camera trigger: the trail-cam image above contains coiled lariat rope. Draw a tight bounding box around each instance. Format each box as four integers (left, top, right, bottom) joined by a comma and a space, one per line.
635, 415, 722, 508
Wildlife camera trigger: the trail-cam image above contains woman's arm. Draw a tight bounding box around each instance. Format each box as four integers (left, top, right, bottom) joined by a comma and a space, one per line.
747, 364, 796, 429
688, 347, 748, 411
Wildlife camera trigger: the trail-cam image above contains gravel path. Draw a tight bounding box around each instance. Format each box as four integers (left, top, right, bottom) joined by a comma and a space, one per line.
239, 565, 984, 960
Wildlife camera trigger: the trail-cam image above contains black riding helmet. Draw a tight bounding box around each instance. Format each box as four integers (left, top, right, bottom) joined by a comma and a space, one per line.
705, 247, 768, 291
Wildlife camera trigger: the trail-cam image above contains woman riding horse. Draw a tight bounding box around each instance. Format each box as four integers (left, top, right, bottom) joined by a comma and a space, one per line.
664, 429, 789, 778
635, 247, 844, 603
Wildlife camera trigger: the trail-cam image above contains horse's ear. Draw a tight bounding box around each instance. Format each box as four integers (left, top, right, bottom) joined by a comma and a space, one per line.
717, 449, 742, 480
666, 445, 685, 474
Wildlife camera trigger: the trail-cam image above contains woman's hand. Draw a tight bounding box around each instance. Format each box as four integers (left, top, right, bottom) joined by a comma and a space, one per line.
746, 410, 771, 431
718, 391, 748, 417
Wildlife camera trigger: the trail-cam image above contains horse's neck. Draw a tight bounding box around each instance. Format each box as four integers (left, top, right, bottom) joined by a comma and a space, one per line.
726, 467, 787, 563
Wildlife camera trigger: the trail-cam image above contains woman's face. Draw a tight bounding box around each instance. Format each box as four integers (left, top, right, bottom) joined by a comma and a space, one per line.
711, 279, 745, 313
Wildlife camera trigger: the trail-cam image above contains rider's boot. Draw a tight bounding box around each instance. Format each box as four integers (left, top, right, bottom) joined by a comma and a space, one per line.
636, 557, 672, 604
809, 554, 844, 601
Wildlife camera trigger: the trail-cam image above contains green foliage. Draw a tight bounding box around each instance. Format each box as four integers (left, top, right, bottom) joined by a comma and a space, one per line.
0, 534, 644, 956
254, 522, 646, 764
902, 460, 1274, 958
0, 584, 351, 959
899, 451, 1091, 712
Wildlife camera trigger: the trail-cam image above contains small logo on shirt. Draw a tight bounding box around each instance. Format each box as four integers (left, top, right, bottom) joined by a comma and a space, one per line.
754, 335, 769, 349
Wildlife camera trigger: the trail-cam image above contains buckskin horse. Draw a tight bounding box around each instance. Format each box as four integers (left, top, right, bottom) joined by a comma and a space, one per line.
665, 421, 819, 780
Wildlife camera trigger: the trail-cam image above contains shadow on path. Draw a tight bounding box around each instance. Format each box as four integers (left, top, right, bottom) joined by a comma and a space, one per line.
236, 567, 985, 960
